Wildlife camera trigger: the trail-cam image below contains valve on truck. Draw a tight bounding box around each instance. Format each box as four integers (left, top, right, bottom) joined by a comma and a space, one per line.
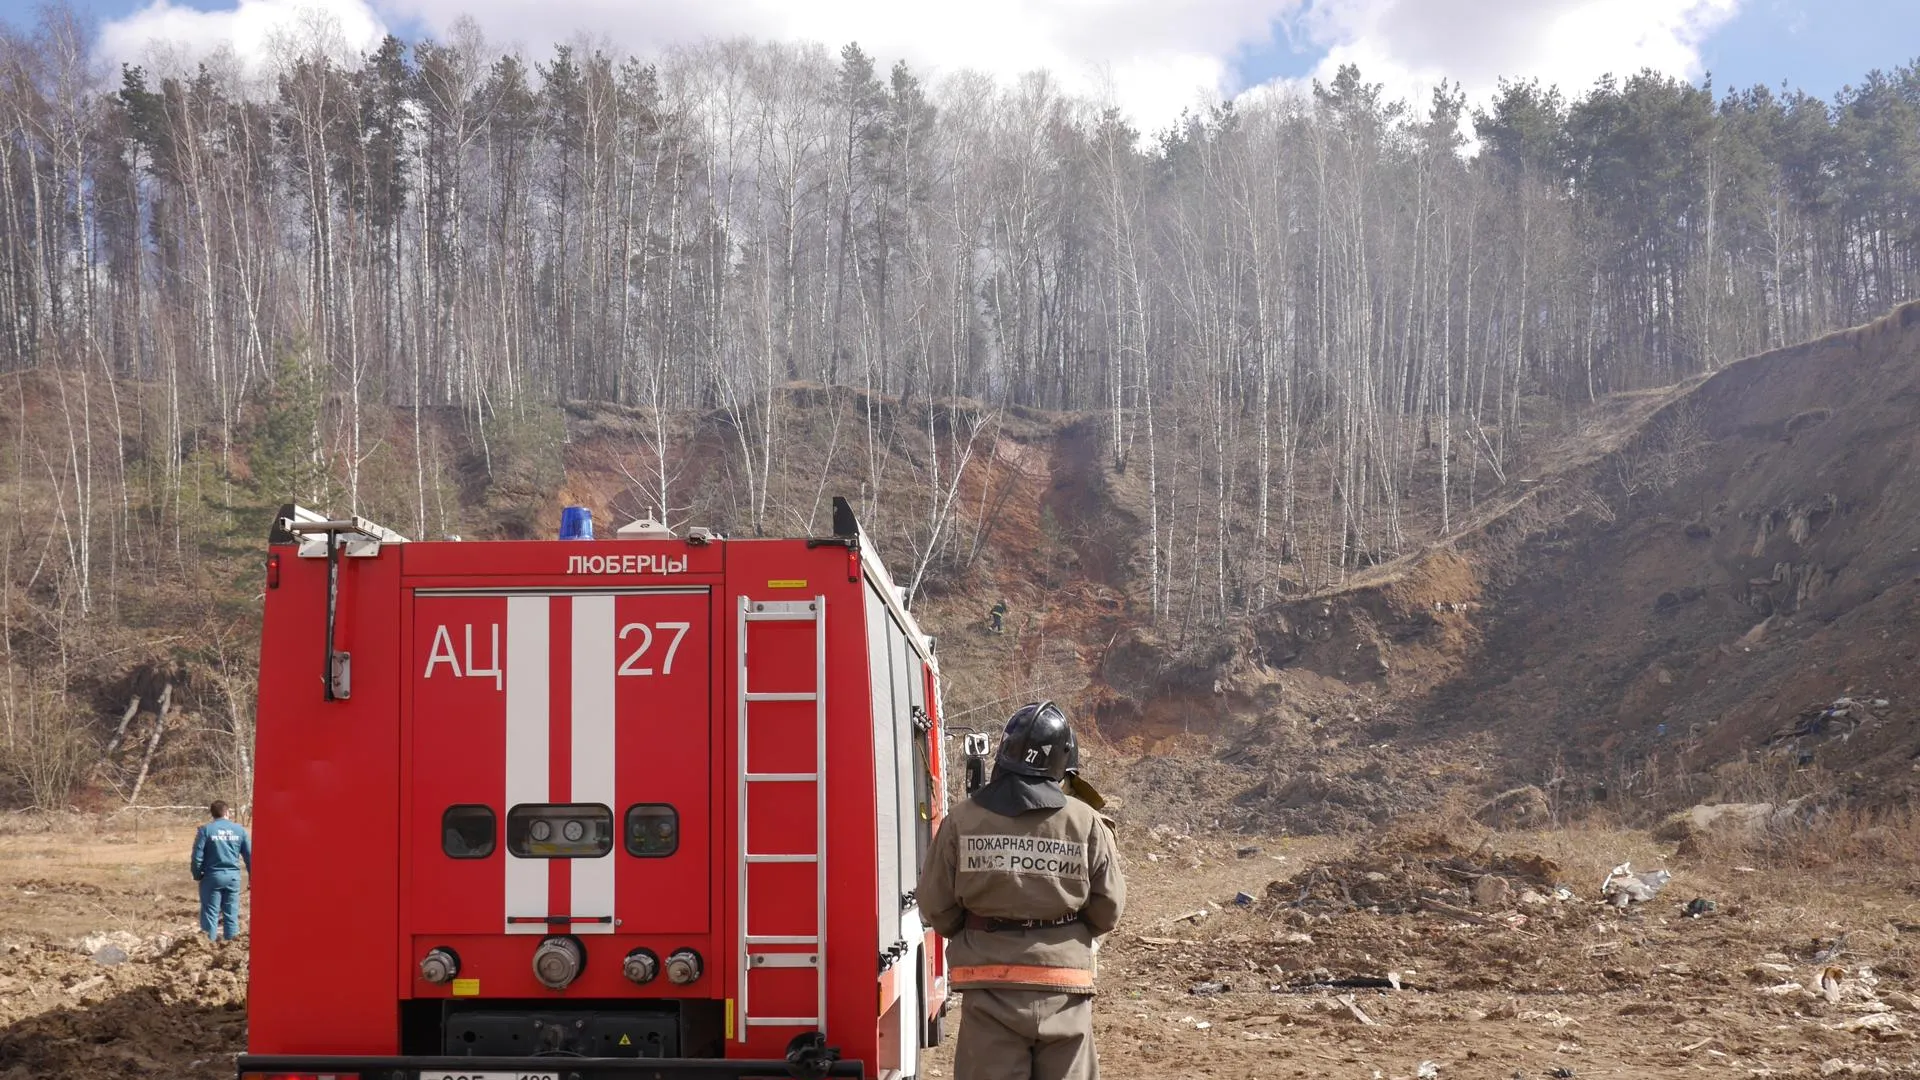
665, 947, 703, 985
622, 947, 660, 984
418, 946, 459, 985
532, 936, 584, 990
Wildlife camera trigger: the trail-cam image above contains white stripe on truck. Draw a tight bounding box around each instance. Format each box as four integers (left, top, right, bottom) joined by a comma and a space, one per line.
571, 595, 617, 932
504, 595, 550, 933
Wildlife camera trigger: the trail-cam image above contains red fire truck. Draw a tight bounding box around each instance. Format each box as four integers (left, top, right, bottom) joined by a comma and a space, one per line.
240, 497, 951, 1080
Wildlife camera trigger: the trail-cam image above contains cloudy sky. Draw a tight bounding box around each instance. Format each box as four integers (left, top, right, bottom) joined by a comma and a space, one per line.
14, 0, 1920, 134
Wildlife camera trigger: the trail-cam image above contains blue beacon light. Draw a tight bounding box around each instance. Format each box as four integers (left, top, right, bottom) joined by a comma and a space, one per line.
560, 505, 593, 540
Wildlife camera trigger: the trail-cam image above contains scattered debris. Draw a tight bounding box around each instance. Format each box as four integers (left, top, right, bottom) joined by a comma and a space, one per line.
1233, 892, 1256, 907
66, 974, 107, 996
1416, 1061, 1440, 1079
77, 930, 142, 957
1335, 993, 1377, 1026
90, 944, 128, 966
1279, 975, 1404, 992
1264, 833, 1562, 915
1474, 785, 1552, 830
1829, 1013, 1903, 1038
1764, 695, 1895, 763
1684, 898, 1717, 918
1419, 897, 1501, 928
1236, 846, 1263, 859
1600, 863, 1671, 908
1189, 981, 1230, 996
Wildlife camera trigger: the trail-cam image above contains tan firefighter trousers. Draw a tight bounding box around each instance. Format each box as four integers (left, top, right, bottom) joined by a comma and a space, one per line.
953, 987, 1097, 1080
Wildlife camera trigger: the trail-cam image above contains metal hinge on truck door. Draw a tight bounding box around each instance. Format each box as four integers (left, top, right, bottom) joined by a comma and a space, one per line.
271, 504, 408, 701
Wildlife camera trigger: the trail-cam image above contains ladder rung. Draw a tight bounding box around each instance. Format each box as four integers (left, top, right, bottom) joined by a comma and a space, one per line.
746, 935, 820, 945
750, 952, 819, 968
746, 772, 818, 782
746, 853, 819, 864
745, 691, 818, 702
745, 611, 817, 622
746, 1017, 821, 1027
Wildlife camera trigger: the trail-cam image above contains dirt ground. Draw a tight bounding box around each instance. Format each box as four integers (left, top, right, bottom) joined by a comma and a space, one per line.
3, 814, 1918, 1079
929, 822, 1920, 1080
0, 813, 245, 1079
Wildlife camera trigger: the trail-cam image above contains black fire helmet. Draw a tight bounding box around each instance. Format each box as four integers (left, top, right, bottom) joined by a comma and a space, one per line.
995, 700, 1073, 782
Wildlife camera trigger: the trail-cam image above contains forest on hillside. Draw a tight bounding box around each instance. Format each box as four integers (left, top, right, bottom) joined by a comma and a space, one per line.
4, 5, 1918, 584
0, 4, 1916, 806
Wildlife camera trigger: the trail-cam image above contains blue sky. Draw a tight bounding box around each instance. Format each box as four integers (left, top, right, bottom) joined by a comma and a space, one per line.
1226, 0, 1919, 104
1695, 0, 1920, 99
5, 0, 1916, 133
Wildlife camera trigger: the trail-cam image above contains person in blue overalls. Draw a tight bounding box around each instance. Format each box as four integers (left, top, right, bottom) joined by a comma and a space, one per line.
191, 800, 251, 941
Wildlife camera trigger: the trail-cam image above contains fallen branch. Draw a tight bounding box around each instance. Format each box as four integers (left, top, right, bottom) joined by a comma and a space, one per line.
1420, 895, 1541, 939
1335, 993, 1378, 1026
1418, 896, 1497, 926
102, 696, 139, 759
127, 684, 170, 806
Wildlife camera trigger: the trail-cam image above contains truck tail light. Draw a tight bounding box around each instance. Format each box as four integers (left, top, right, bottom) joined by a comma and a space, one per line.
266, 553, 280, 589
241, 1073, 359, 1080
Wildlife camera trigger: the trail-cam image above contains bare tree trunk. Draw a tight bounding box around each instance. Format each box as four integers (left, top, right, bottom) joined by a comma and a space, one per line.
103, 695, 139, 759
127, 683, 171, 806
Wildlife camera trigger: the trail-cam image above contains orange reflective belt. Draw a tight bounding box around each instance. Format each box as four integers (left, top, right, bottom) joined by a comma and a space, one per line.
949, 963, 1094, 990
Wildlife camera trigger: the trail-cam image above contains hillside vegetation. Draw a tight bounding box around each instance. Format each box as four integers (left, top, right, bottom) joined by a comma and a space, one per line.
1, 6, 1918, 822
4, 303, 1919, 835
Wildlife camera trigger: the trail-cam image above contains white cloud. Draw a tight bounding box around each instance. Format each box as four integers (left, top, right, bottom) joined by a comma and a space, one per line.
100, 0, 389, 81
94, 0, 1741, 134
1268, 0, 1743, 116
371, 0, 1297, 136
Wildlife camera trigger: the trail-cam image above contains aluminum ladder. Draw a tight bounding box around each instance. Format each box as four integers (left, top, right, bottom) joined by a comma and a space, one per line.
735, 596, 828, 1042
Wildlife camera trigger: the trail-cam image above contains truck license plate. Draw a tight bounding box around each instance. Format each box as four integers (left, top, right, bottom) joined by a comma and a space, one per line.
419, 1073, 559, 1080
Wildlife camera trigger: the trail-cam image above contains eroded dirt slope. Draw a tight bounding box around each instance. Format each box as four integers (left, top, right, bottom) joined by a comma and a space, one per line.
1424, 299, 1920, 805
1112, 301, 1920, 828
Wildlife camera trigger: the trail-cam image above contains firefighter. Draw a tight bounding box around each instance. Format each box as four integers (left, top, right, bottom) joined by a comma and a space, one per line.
191, 800, 251, 942
987, 599, 1008, 634
917, 701, 1125, 1080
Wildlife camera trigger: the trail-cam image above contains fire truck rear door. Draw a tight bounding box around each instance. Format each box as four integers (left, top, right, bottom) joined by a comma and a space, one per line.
409, 588, 712, 936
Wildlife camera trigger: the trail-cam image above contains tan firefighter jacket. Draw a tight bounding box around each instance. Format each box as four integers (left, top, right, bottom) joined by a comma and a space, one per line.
916, 786, 1125, 994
